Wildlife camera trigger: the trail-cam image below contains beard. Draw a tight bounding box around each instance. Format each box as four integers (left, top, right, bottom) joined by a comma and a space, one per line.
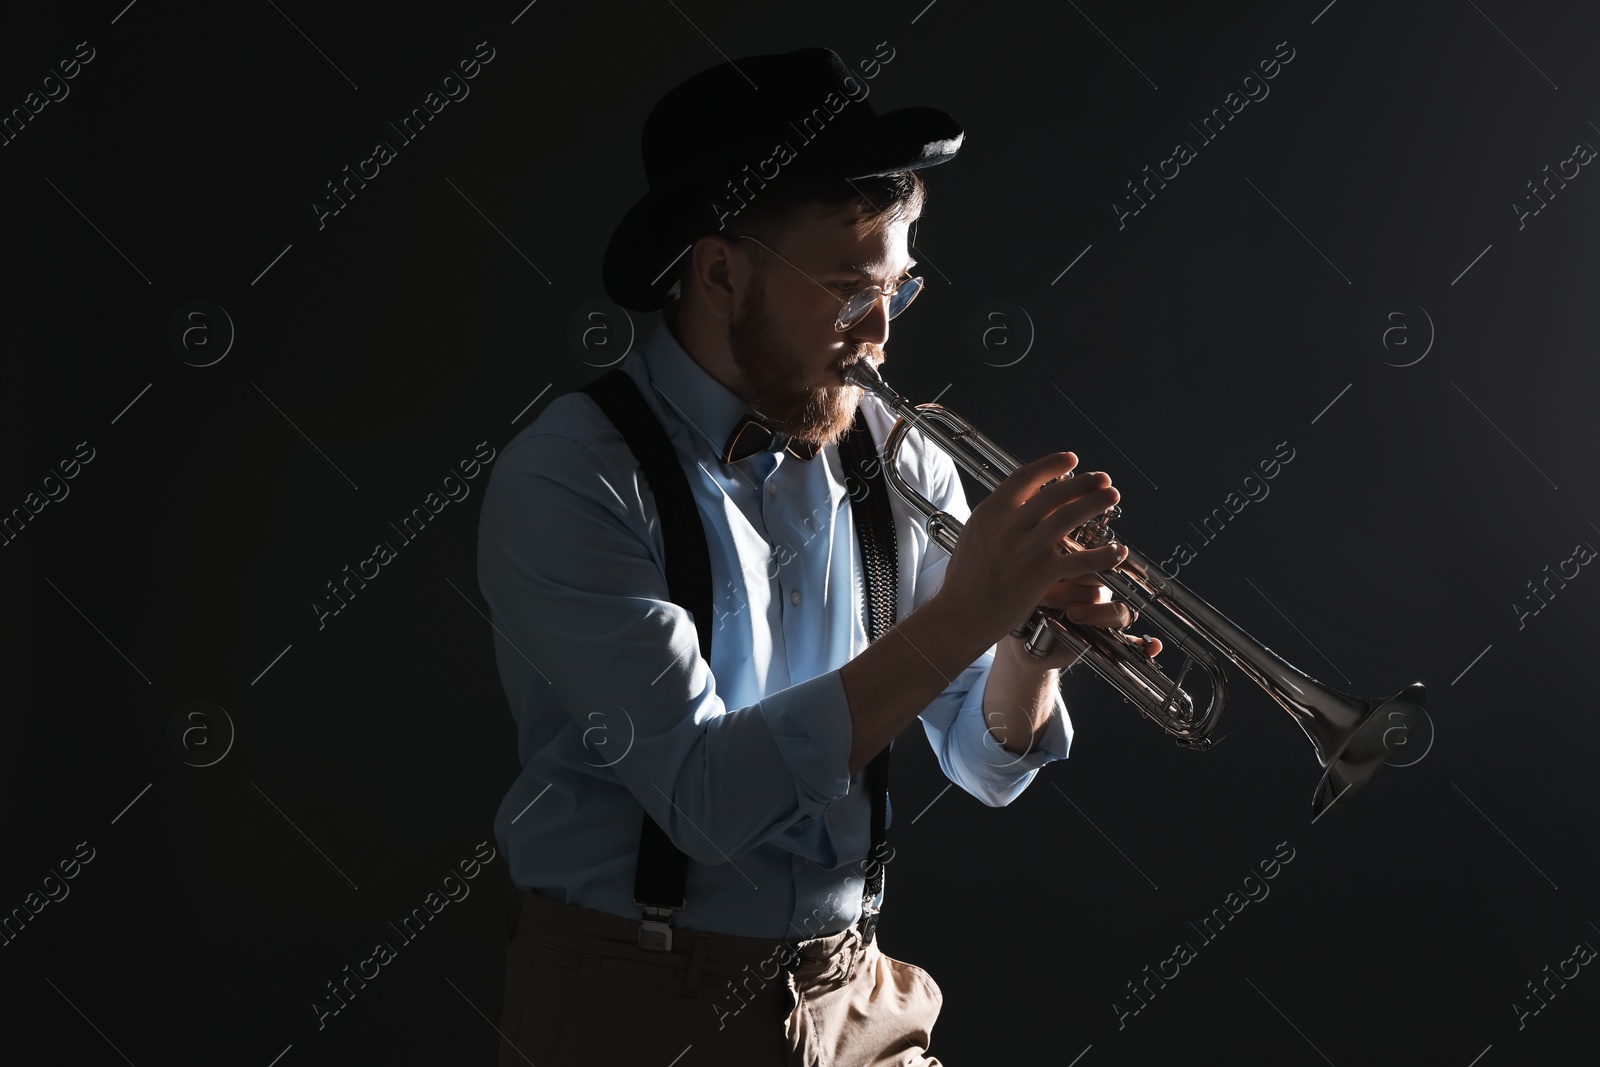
727, 273, 883, 451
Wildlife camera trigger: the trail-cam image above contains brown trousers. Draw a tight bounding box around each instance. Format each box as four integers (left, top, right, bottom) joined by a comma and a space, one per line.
496, 888, 945, 1067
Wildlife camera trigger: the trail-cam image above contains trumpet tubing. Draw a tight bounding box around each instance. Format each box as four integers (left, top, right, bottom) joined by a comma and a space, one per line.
843, 361, 1426, 817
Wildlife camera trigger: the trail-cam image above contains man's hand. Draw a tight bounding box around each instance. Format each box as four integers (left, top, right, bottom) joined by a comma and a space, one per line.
937, 452, 1162, 668
935, 454, 1129, 649
999, 571, 1162, 673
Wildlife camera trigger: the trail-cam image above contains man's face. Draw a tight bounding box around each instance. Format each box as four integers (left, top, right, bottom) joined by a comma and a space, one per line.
726, 203, 917, 449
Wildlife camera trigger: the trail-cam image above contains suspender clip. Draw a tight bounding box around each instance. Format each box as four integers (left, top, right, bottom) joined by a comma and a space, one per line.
857, 903, 880, 947
636, 903, 677, 952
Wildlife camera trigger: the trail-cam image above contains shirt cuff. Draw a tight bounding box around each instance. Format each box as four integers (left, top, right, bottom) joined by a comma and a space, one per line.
949, 653, 1072, 804
758, 669, 855, 814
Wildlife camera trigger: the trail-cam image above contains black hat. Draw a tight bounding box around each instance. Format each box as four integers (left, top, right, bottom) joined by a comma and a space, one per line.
602, 46, 963, 312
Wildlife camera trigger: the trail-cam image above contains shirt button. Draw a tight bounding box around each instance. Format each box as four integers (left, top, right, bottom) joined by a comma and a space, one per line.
790, 589, 801, 605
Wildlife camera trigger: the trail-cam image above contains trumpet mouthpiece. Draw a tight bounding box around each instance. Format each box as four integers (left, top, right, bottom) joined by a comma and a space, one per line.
843, 360, 894, 399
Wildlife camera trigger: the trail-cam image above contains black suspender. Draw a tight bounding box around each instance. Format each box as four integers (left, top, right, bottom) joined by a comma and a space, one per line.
578, 368, 899, 951
837, 411, 899, 949
579, 369, 703, 943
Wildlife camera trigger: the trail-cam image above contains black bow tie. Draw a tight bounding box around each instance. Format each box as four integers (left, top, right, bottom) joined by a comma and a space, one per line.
722, 415, 821, 464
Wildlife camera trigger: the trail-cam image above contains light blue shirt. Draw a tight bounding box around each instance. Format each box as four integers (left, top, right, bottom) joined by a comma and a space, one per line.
477, 319, 1071, 939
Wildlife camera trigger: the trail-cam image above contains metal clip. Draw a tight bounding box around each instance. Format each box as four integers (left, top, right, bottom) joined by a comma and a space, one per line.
637, 905, 675, 952
857, 905, 880, 947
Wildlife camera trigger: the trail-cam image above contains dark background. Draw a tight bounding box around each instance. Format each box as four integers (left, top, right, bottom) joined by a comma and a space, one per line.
4, 0, 1597, 1063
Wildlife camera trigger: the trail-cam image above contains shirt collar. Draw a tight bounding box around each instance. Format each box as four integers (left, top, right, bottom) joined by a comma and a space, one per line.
637, 318, 776, 466
631, 317, 853, 526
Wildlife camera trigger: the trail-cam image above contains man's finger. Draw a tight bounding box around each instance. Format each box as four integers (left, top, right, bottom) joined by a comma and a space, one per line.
1063, 602, 1137, 629
996, 453, 1080, 510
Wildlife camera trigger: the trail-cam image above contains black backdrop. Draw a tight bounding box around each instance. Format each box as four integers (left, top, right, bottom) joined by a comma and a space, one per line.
5, 1, 1598, 1063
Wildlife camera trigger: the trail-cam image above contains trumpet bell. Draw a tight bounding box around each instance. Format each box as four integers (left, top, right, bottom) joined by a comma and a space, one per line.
1309, 682, 1427, 817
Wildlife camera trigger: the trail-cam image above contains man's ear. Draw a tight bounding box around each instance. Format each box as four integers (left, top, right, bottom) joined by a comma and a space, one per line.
688, 234, 746, 320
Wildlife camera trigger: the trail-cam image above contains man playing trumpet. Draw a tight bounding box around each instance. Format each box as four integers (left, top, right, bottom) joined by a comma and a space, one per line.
478, 45, 1155, 1067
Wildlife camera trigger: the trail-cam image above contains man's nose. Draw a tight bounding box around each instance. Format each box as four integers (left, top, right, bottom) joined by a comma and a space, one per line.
845, 294, 891, 347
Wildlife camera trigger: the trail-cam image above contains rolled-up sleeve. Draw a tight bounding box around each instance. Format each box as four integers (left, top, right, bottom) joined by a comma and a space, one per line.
901, 426, 1074, 806
928, 654, 1071, 806
477, 431, 855, 867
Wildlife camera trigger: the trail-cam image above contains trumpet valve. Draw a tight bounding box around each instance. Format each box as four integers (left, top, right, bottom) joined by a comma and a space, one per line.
1071, 506, 1121, 549
1011, 611, 1059, 657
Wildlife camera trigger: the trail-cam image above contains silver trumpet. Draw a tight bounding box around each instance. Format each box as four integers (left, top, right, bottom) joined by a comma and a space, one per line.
844, 360, 1426, 817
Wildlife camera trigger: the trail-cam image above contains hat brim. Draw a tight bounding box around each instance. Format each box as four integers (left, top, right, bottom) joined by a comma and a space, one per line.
604, 106, 962, 313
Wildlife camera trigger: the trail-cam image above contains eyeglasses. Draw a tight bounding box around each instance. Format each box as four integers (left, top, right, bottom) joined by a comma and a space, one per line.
734, 234, 924, 332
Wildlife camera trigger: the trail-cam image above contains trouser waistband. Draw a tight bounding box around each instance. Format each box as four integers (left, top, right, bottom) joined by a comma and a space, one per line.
507, 888, 877, 997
